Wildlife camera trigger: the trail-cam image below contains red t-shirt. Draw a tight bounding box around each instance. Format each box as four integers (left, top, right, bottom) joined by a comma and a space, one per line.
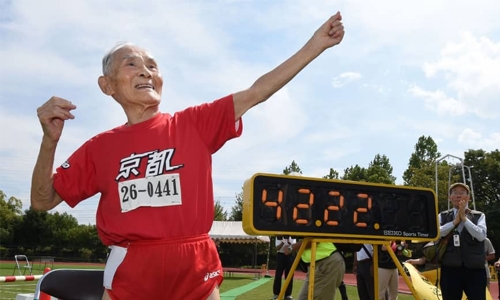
53, 95, 242, 245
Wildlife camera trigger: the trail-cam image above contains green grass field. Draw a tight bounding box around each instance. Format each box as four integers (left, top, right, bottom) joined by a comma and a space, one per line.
0, 262, 415, 300
227, 278, 414, 300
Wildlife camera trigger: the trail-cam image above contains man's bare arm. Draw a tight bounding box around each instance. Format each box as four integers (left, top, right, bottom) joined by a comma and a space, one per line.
233, 12, 345, 120
31, 136, 63, 211
31, 96, 76, 211
486, 252, 495, 262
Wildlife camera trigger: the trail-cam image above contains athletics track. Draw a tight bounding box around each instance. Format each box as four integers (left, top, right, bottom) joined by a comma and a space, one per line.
2, 262, 497, 299
221, 270, 499, 299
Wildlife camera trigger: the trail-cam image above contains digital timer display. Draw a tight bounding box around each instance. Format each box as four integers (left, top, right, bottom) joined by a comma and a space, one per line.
242, 173, 438, 241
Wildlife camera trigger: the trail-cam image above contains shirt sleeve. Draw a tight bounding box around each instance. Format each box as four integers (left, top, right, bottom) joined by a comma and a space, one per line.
485, 239, 495, 254
464, 213, 487, 241
53, 139, 98, 207
183, 95, 243, 154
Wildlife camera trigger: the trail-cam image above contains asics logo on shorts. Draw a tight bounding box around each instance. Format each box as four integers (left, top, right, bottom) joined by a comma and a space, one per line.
204, 270, 221, 281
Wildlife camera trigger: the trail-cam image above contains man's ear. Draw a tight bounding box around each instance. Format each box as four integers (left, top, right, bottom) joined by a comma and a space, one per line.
98, 76, 114, 96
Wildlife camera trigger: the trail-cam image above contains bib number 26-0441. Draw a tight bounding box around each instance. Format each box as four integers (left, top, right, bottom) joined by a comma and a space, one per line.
118, 173, 182, 212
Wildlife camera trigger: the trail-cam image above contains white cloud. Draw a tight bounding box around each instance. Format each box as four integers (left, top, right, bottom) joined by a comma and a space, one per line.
341, 0, 500, 60
408, 85, 466, 116
363, 83, 389, 94
416, 32, 500, 118
458, 129, 500, 149
332, 72, 362, 88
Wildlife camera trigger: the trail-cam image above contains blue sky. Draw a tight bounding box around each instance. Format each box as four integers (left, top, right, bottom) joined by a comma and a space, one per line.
1, 0, 499, 224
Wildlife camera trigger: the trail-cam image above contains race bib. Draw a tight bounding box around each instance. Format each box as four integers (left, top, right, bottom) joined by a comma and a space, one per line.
118, 173, 182, 212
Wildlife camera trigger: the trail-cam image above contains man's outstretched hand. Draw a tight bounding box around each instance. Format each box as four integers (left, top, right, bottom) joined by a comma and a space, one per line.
311, 12, 345, 51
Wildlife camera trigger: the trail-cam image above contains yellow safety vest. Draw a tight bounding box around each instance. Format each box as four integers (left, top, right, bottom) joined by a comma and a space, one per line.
301, 242, 337, 263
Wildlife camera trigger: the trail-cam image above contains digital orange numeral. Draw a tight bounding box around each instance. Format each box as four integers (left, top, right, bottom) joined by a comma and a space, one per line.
262, 188, 283, 220
324, 191, 344, 226
293, 188, 314, 225
353, 193, 372, 227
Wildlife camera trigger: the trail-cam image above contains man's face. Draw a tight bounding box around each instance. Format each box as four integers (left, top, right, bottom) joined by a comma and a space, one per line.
105, 45, 163, 106
448, 186, 470, 208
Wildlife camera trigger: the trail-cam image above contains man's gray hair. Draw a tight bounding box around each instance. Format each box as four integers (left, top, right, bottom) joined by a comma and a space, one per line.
102, 42, 135, 75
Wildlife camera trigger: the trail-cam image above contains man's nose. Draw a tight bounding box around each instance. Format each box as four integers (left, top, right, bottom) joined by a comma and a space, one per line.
139, 65, 152, 78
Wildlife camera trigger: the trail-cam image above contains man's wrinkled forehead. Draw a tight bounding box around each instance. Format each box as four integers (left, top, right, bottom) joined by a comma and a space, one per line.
116, 46, 156, 63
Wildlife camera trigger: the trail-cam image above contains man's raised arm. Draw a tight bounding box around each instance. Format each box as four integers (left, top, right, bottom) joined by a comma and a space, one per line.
233, 12, 345, 120
31, 96, 76, 211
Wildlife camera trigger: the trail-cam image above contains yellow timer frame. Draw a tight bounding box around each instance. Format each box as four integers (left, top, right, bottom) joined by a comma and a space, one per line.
242, 173, 439, 242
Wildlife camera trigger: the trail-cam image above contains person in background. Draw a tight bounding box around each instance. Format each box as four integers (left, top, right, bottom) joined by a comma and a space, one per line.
353, 244, 374, 300
484, 237, 495, 289
405, 256, 426, 266
273, 236, 296, 300
438, 183, 487, 300
30, 11, 345, 300
495, 257, 500, 300
214, 239, 222, 252
285, 240, 345, 300
335, 251, 350, 300
338, 281, 348, 300
377, 242, 399, 300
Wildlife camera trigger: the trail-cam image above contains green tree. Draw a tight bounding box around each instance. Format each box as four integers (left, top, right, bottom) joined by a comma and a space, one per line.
323, 168, 340, 179
366, 154, 396, 184
283, 160, 302, 175
46, 212, 79, 251
229, 191, 243, 221
79, 248, 93, 261
12, 209, 50, 252
0, 191, 23, 247
464, 149, 500, 255
464, 149, 500, 206
342, 154, 396, 184
1, 192, 107, 261
403, 135, 441, 184
402, 136, 458, 210
214, 199, 227, 221
1, 192, 22, 214
342, 164, 367, 181
67, 224, 107, 260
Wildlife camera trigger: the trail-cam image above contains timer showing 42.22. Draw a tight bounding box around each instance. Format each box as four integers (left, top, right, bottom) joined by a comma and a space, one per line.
242, 173, 438, 242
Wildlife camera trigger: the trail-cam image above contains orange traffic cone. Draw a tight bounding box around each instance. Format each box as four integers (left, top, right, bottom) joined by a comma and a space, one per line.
39, 267, 51, 300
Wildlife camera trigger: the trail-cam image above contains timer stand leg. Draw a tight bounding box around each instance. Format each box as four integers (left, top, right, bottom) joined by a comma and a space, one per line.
373, 243, 380, 300
280, 238, 319, 300
308, 240, 318, 300
386, 246, 423, 300
279, 238, 309, 300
